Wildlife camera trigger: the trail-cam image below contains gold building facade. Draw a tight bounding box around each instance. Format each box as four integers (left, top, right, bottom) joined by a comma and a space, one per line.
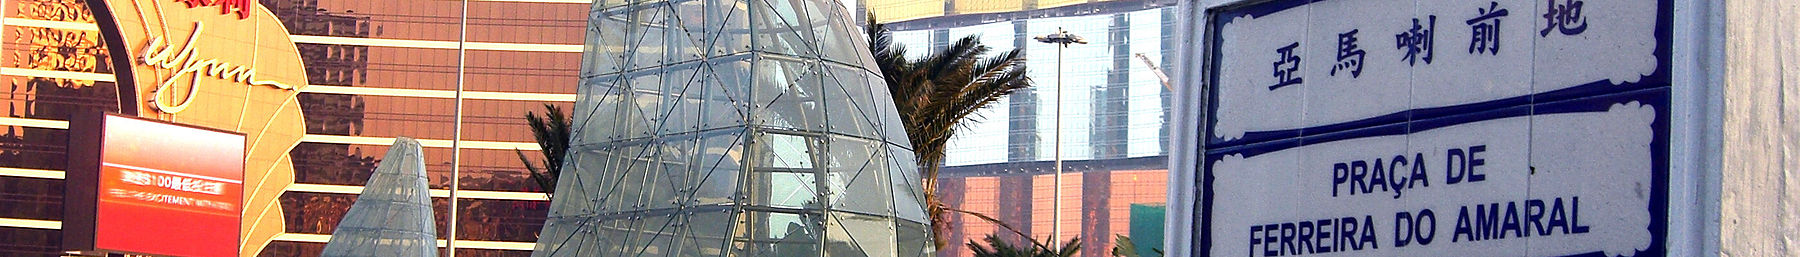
0, 0, 587, 256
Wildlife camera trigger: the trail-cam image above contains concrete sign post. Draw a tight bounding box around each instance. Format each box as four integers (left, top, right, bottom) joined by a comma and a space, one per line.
1184, 0, 1673, 256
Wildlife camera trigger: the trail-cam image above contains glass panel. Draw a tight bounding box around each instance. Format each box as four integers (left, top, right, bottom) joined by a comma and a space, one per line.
751, 0, 818, 58
466, 1, 588, 45
866, 72, 913, 150
658, 65, 709, 135
887, 145, 928, 222
745, 211, 822, 257
298, 0, 464, 41
0, 177, 62, 220
299, 94, 458, 139
894, 220, 933, 257
622, 214, 677, 256
583, 14, 628, 78
672, 210, 734, 256
457, 100, 575, 142
291, 143, 456, 189
0, 125, 74, 171
458, 200, 551, 242
630, 72, 668, 137
751, 59, 826, 130
827, 136, 892, 216
821, 66, 879, 138
806, 0, 862, 65
706, 0, 756, 56
754, 172, 818, 208
631, 6, 673, 72
461, 51, 582, 94
698, 64, 752, 130
760, 132, 816, 169
826, 211, 896, 257
691, 130, 747, 205
548, 150, 599, 216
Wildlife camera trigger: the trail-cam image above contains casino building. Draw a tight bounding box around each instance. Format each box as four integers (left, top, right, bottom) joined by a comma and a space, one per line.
0, 0, 1182, 256
0, 0, 587, 256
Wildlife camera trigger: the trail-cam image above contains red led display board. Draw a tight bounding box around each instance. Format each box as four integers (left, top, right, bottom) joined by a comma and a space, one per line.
65, 111, 244, 257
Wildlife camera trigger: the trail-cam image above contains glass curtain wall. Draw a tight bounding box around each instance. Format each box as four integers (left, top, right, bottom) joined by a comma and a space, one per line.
877, 5, 1176, 257
532, 0, 933, 256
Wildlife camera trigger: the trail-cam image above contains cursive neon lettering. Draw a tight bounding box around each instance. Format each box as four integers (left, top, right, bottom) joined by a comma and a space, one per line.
138, 22, 298, 114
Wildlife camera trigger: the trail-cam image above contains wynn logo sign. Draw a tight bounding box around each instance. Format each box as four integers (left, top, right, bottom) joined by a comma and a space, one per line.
138, 21, 302, 114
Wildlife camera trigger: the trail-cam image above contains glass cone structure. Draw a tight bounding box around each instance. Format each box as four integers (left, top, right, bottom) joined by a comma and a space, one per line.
321, 138, 437, 257
531, 0, 934, 256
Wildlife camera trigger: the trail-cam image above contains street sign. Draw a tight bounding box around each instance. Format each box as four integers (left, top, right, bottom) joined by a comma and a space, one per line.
1199, 0, 1671, 256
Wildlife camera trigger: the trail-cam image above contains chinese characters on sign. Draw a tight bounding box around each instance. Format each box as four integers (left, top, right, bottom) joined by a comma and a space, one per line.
1396, 16, 1436, 66
1253, 1, 1600, 91
1271, 42, 1303, 90
1332, 29, 1367, 78
1541, 0, 1589, 37
176, 0, 253, 19
1465, 1, 1509, 55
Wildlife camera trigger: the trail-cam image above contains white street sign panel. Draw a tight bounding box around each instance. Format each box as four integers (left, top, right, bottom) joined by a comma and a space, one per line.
1199, 0, 1672, 256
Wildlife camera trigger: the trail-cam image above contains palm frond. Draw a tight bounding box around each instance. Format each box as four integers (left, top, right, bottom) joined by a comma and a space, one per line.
865, 14, 1036, 251
519, 104, 572, 197
950, 49, 1028, 123
514, 149, 552, 199
917, 36, 988, 82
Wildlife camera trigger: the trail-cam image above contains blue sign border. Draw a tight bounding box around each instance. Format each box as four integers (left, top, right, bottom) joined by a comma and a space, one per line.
1198, 0, 1674, 256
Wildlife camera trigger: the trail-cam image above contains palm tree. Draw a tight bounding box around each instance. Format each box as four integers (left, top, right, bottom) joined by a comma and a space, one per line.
865, 15, 1033, 248
514, 104, 572, 198
968, 234, 1081, 257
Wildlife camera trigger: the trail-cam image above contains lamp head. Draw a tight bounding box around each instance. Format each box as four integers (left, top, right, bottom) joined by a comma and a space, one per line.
1034, 29, 1088, 46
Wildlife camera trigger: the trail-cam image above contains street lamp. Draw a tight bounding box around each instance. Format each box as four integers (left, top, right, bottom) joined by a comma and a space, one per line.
1033, 28, 1085, 245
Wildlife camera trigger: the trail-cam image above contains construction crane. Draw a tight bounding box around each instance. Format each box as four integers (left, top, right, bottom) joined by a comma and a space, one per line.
1134, 53, 1174, 91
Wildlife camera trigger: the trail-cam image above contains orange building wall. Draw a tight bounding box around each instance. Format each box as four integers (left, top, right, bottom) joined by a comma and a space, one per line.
935, 169, 1167, 257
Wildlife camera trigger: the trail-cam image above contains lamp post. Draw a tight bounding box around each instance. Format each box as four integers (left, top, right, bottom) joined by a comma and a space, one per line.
1033, 28, 1085, 245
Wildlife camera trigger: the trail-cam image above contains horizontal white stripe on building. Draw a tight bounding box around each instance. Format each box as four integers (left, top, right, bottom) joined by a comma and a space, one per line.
299, 134, 541, 151
0, 117, 70, 129
302, 85, 576, 102
0, 67, 115, 82
0, 217, 59, 230
0, 167, 63, 180
2, 17, 96, 31
290, 35, 582, 52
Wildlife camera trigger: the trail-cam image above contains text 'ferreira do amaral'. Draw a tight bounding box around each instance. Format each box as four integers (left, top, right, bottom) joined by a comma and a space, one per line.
1246, 144, 1593, 257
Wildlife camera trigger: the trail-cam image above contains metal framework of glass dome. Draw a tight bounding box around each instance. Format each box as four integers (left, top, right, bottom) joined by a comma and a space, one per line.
531, 0, 934, 256
321, 138, 437, 257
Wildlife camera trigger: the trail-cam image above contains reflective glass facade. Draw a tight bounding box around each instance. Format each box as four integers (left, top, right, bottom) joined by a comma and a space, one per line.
531, 0, 933, 255
896, 8, 1176, 167
0, 0, 585, 256
878, 2, 1176, 257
